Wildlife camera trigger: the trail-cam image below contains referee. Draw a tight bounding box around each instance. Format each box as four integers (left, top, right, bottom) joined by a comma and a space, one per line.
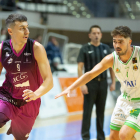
77, 25, 115, 140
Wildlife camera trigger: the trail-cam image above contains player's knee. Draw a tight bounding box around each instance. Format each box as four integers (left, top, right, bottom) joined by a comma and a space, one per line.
119, 131, 128, 140
0, 113, 9, 128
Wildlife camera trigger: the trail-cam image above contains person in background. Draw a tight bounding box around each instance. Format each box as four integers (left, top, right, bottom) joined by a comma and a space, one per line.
77, 25, 116, 140
45, 36, 63, 64
0, 28, 6, 42
34, 34, 42, 43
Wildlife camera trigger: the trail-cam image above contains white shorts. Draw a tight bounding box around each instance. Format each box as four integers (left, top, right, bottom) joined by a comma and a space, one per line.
110, 95, 140, 132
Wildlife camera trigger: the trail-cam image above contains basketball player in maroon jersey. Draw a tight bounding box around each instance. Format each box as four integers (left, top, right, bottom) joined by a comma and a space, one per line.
0, 14, 53, 140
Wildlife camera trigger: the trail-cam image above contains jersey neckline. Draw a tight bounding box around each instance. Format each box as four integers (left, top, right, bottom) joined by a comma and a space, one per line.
10, 39, 27, 57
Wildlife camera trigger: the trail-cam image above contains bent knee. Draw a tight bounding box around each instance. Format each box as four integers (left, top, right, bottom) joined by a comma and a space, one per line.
119, 131, 129, 140
0, 113, 9, 128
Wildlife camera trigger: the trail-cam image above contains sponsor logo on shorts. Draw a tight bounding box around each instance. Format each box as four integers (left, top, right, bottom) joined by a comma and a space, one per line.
130, 108, 140, 119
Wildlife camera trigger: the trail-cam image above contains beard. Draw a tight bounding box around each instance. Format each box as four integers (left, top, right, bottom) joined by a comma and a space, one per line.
116, 44, 128, 56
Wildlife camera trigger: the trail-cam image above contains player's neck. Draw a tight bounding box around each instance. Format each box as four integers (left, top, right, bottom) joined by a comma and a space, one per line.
119, 46, 133, 63
90, 41, 100, 47
11, 39, 25, 54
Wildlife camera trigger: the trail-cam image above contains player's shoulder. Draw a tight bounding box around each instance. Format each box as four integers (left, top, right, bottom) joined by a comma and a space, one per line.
81, 43, 89, 49
33, 40, 45, 55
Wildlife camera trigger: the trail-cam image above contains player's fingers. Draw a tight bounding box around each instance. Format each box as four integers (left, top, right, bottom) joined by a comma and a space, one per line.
22, 91, 32, 97
23, 89, 31, 93
55, 93, 65, 99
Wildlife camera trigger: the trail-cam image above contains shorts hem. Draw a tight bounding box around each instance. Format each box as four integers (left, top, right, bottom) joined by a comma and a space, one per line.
124, 121, 140, 132
110, 123, 121, 131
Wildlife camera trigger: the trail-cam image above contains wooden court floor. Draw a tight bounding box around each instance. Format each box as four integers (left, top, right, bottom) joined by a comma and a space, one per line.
0, 109, 140, 140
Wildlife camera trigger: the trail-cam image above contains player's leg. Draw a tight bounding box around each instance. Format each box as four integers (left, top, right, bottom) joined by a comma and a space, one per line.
81, 82, 98, 140
110, 129, 119, 140
0, 100, 10, 128
95, 80, 107, 140
9, 99, 41, 140
109, 96, 127, 140
119, 125, 136, 140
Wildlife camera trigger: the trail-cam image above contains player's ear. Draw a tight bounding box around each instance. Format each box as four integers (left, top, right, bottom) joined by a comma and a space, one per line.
88, 33, 91, 39
129, 38, 132, 45
7, 28, 12, 36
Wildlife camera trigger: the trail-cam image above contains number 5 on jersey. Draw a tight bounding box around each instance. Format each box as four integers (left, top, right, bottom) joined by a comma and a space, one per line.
17, 64, 20, 71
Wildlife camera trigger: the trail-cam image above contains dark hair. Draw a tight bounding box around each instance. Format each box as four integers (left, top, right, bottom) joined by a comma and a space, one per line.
89, 25, 102, 33
6, 14, 27, 27
111, 26, 132, 39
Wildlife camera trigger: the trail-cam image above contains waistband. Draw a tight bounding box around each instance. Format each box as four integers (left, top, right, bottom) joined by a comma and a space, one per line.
0, 88, 27, 108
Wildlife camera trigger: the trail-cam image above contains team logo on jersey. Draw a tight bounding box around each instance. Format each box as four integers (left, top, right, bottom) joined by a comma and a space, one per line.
5, 52, 10, 57
132, 57, 137, 64
116, 68, 120, 73
7, 58, 13, 64
133, 64, 138, 71
24, 52, 31, 56
103, 49, 107, 54
88, 51, 93, 54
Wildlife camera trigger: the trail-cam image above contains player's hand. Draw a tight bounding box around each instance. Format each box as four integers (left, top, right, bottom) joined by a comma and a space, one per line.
110, 83, 115, 91
55, 89, 71, 99
80, 85, 88, 94
22, 89, 39, 102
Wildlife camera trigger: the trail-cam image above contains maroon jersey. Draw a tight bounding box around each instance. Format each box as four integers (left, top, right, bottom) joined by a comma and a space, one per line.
0, 38, 43, 100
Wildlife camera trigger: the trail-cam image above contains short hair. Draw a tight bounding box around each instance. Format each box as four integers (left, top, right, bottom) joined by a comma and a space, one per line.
111, 26, 132, 39
89, 25, 102, 33
6, 14, 27, 28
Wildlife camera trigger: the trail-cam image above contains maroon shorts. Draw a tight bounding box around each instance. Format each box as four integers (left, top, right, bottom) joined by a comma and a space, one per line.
0, 98, 41, 140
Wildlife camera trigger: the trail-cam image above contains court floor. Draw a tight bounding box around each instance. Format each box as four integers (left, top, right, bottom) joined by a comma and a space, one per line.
0, 108, 140, 140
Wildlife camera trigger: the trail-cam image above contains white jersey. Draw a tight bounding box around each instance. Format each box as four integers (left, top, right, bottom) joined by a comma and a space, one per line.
113, 46, 140, 101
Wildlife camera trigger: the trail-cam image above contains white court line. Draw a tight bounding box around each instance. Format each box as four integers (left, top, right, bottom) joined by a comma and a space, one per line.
90, 135, 109, 140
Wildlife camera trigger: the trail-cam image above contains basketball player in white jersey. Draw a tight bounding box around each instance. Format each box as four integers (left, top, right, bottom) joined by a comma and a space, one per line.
55, 26, 139, 140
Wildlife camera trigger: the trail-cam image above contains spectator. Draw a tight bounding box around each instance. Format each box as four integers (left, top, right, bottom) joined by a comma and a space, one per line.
45, 36, 63, 64
34, 34, 42, 43
0, 28, 6, 42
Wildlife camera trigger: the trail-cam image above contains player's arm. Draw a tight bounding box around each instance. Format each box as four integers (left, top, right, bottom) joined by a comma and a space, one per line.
109, 68, 116, 91
0, 43, 3, 75
23, 42, 53, 102
55, 53, 114, 98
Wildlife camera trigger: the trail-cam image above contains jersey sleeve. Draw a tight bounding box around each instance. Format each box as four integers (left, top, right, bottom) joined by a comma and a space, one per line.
77, 46, 84, 63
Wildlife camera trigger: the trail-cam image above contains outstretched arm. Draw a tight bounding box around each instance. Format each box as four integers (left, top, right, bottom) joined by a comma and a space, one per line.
55, 53, 114, 99
23, 41, 53, 102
